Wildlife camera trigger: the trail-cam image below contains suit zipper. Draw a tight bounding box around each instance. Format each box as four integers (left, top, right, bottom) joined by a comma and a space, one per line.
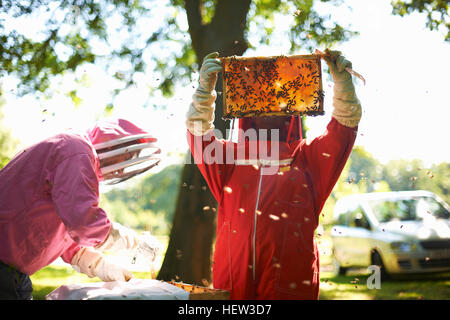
252, 166, 264, 281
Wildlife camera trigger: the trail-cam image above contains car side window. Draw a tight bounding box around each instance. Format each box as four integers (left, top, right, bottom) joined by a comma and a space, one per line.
337, 211, 349, 226
349, 207, 370, 229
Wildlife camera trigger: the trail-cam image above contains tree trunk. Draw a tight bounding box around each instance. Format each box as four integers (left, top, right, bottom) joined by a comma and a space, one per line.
157, 0, 251, 285
156, 157, 217, 284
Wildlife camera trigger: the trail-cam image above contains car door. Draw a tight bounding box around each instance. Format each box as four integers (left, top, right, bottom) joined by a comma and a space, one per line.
346, 207, 373, 267
331, 209, 352, 266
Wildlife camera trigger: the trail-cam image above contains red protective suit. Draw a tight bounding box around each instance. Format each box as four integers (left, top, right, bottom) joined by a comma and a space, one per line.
188, 117, 357, 299
0, 119, 148, 275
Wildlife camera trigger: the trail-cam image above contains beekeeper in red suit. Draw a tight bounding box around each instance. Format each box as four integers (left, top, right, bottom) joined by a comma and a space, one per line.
0, 118, 161, 300
186, 51, 361, 299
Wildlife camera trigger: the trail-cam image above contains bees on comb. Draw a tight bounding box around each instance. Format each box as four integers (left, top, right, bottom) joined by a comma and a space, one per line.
220, 54, 324, 119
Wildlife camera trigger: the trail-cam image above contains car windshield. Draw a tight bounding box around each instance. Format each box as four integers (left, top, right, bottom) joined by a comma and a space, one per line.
368, 196, 449, 223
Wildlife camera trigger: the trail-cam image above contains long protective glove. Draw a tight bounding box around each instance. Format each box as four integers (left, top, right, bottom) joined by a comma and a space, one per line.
186, 52, 223, 136
323, 50, 362, 128
71, 247, 133, 282
95, 222, 160, 263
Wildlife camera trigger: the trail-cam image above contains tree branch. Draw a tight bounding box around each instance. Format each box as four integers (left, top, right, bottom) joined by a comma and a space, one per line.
212, 0, 251, 32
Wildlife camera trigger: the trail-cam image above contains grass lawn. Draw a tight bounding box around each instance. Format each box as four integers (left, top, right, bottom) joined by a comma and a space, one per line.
30, 265, 153, 300
31, 265, 450, 300
29, 235, 450, 300
319, 270, 450, 300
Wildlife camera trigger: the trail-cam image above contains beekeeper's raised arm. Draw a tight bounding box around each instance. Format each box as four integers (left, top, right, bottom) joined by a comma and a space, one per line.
295, 50, 362, 208
323, 50, 362, 128
186, 52, 235, 200
186, 52, 222, 137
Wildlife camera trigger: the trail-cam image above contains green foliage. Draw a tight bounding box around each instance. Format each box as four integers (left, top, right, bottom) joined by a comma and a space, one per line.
0, 88, 19, 169
1, 0, 447, 109
320, 146, 449, 227
391, 0, 450, 42
245, 0, 357, 52
99, 147, 448, 234
381, 159, 450, 204
0, 0, 166, 97
287, 0, 357, 51
347, 146, 382, 188
1, 0, 357, 102
100, 164, 183, 234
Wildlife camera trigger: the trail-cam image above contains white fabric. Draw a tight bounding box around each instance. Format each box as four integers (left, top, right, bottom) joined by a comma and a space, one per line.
100, 155, 160, 176
71, 247, 133, 282
45, 279, 190, 300
135, 231, 161, 264
95, 222, 140, 253
97, 142, 158, 160
186, 52, 222, 136
186, 90, 217, 136
93, 133, 155, 150
332, 78, 362, 128
95, 223, 160, 265
323, 50, 362, 128
94, 133, 160, 183
235, 158, 293, 166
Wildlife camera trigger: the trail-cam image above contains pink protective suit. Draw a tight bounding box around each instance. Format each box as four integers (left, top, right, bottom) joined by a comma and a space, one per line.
0, 119, 148, 275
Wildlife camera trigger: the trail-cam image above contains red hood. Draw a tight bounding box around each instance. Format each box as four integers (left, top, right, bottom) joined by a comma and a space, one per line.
235, 115, 302, 165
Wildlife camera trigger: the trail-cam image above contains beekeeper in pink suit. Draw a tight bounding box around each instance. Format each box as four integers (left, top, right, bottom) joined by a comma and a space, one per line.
0, 118, 162, 300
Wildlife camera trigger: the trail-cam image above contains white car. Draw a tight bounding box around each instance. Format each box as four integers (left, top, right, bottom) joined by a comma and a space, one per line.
331, 190, 450, 279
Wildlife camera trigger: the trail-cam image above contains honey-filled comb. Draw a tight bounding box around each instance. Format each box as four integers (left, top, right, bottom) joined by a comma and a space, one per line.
221, 54, 324, 119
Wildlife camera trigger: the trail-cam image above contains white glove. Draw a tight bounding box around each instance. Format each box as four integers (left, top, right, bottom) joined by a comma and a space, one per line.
186, 52, 223, 136
95, 222, 140, 253
135, 232, 161, 264
71, 247, 133, 282
323, 50, 362, 128
95, 222, 161, 263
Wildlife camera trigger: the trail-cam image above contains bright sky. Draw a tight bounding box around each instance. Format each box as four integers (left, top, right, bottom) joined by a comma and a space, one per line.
2, 0, 449, 170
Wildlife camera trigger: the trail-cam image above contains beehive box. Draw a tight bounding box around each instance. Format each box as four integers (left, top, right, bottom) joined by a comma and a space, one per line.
221, 54, 324, 119
167, 281, 229, 300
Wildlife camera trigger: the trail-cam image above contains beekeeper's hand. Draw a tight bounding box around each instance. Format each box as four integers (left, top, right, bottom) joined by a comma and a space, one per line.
95, 222, 161, 263
135, 232, 161, 263
323, 49, 362, 128
323, 49, 353, 83
95, 222, 141, 253
198, 52, 222, 93
186, 52, 222, 136
71, 247, 133, 282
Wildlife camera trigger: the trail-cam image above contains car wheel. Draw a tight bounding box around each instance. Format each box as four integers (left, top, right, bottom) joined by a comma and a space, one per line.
332, 257, 348, 276
371, 250, 390, 281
